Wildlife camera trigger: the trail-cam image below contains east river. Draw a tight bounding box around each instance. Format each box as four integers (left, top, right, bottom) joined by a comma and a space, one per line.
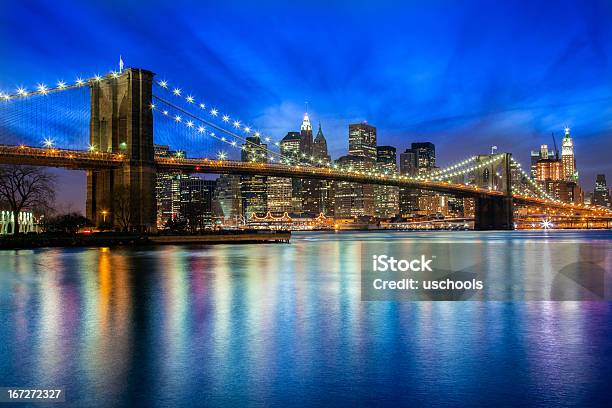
1, 231, 611, 407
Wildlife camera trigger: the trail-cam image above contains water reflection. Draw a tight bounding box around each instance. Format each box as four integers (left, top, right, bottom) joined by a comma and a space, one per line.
0, 231, 611, 407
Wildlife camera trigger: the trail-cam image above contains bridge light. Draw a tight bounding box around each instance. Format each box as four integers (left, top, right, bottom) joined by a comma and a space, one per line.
76, 78, 85, 86
173, 88, 181, 96
158, 80, 168, 88
17, 87, 27, 96
174, 115, 182, 122
233, 120, 241, 128
93, 74, 102, 81
210, 108, 218, 116
186, 120, 194, 128
150, 103, 156, 109
111, 71, 119, 78
274, 142, 279, 146
221, 137, 226, 141
88, 144, 96, 152
57, 81, 66, 89
197, 126, 205, 133
210, 132, 215, 137
199, 103, 205, 109
35, 83, 47, 94
0, 92, 9, 100
231, 141, 237, 147
163, 110, 169, 116
222, 115, 230, 122
43, 138, 54, 148
186, 95, 194, 103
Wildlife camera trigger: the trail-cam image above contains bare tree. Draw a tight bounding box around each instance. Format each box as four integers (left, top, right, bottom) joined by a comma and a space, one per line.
0, 165, 56, 234
113, 185, 132, 231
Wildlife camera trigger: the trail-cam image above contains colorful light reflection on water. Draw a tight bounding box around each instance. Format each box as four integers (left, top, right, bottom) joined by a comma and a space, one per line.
0, 231, 611, 407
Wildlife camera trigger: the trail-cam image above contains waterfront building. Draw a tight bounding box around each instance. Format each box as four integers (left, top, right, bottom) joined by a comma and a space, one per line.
240, 135, 268, 218
333, 155, 375, 217
399, 148, 418, 216
398, 142, 437, 216
180, 177, 216, 230
213, 175, 243, 225
280, 131, 302, 214
268, 176, 294, 214
375, 145, 399, 218
155, 144, 188, 228
592, 174, 611, 209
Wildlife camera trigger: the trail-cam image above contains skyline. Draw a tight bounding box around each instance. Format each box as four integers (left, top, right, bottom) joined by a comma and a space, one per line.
1, 0, 612, 211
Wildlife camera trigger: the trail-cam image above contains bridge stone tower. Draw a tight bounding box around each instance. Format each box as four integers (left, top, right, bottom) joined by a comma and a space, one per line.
473, 153, 514, 230
86, 68, 157, 232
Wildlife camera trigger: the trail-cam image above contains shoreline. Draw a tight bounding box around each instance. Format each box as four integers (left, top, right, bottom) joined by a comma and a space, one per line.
0, 231, 291, 249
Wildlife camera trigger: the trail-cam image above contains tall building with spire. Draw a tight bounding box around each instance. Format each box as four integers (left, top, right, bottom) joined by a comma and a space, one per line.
300, 112, 313, 156
561, 127, 577, 181
313, 123, 331, 163
312, 123, 333, 215
301, 116, 324, 216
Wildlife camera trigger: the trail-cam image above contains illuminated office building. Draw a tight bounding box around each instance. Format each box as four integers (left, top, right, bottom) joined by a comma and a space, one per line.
592, 174, 611, 209
375, 145, 399, 218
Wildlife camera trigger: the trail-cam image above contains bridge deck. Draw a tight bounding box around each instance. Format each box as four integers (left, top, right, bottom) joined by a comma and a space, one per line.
0, 145, 609, 216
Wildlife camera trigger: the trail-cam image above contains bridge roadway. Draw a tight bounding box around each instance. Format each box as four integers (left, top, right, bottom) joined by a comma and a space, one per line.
0, 144, 609, 216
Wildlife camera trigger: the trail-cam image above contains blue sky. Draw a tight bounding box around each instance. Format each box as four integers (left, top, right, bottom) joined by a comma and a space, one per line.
1, 0, 611, 211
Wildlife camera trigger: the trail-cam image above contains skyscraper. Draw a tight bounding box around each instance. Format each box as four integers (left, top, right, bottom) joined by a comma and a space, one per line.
241, 135, 268, 219
300, 115, 323, 216
349, 122, 377, 161
592, 174, 611, 209
312, 124, 333, 215
300, 112, 313, 156
333, 155, 375, 218
155, 144, 188, 228
561, 127, 577, 181
280, 131, 303, 214
399, 148, 418, 216
375, 146, 399, 218
398, 142, 436, 216
411, 142, 436, 173
180, 177, 216, 230
267, 176, 293, 214
313, 123, 331, 163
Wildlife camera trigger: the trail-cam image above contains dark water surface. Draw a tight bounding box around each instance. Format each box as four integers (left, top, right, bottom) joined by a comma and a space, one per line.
1, 231, 612, 407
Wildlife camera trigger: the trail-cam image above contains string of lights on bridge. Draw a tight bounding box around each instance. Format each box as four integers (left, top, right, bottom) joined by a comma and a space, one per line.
509, 157, 557, 202
153, 78, 288, 152
0, 72, 127, 101
2, 69, 593, 209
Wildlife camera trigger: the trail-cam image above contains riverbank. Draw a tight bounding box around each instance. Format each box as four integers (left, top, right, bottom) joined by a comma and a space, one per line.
0, 230, 291, 249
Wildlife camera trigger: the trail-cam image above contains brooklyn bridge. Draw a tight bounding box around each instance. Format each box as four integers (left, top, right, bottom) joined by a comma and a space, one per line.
1, 68, 610, 231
